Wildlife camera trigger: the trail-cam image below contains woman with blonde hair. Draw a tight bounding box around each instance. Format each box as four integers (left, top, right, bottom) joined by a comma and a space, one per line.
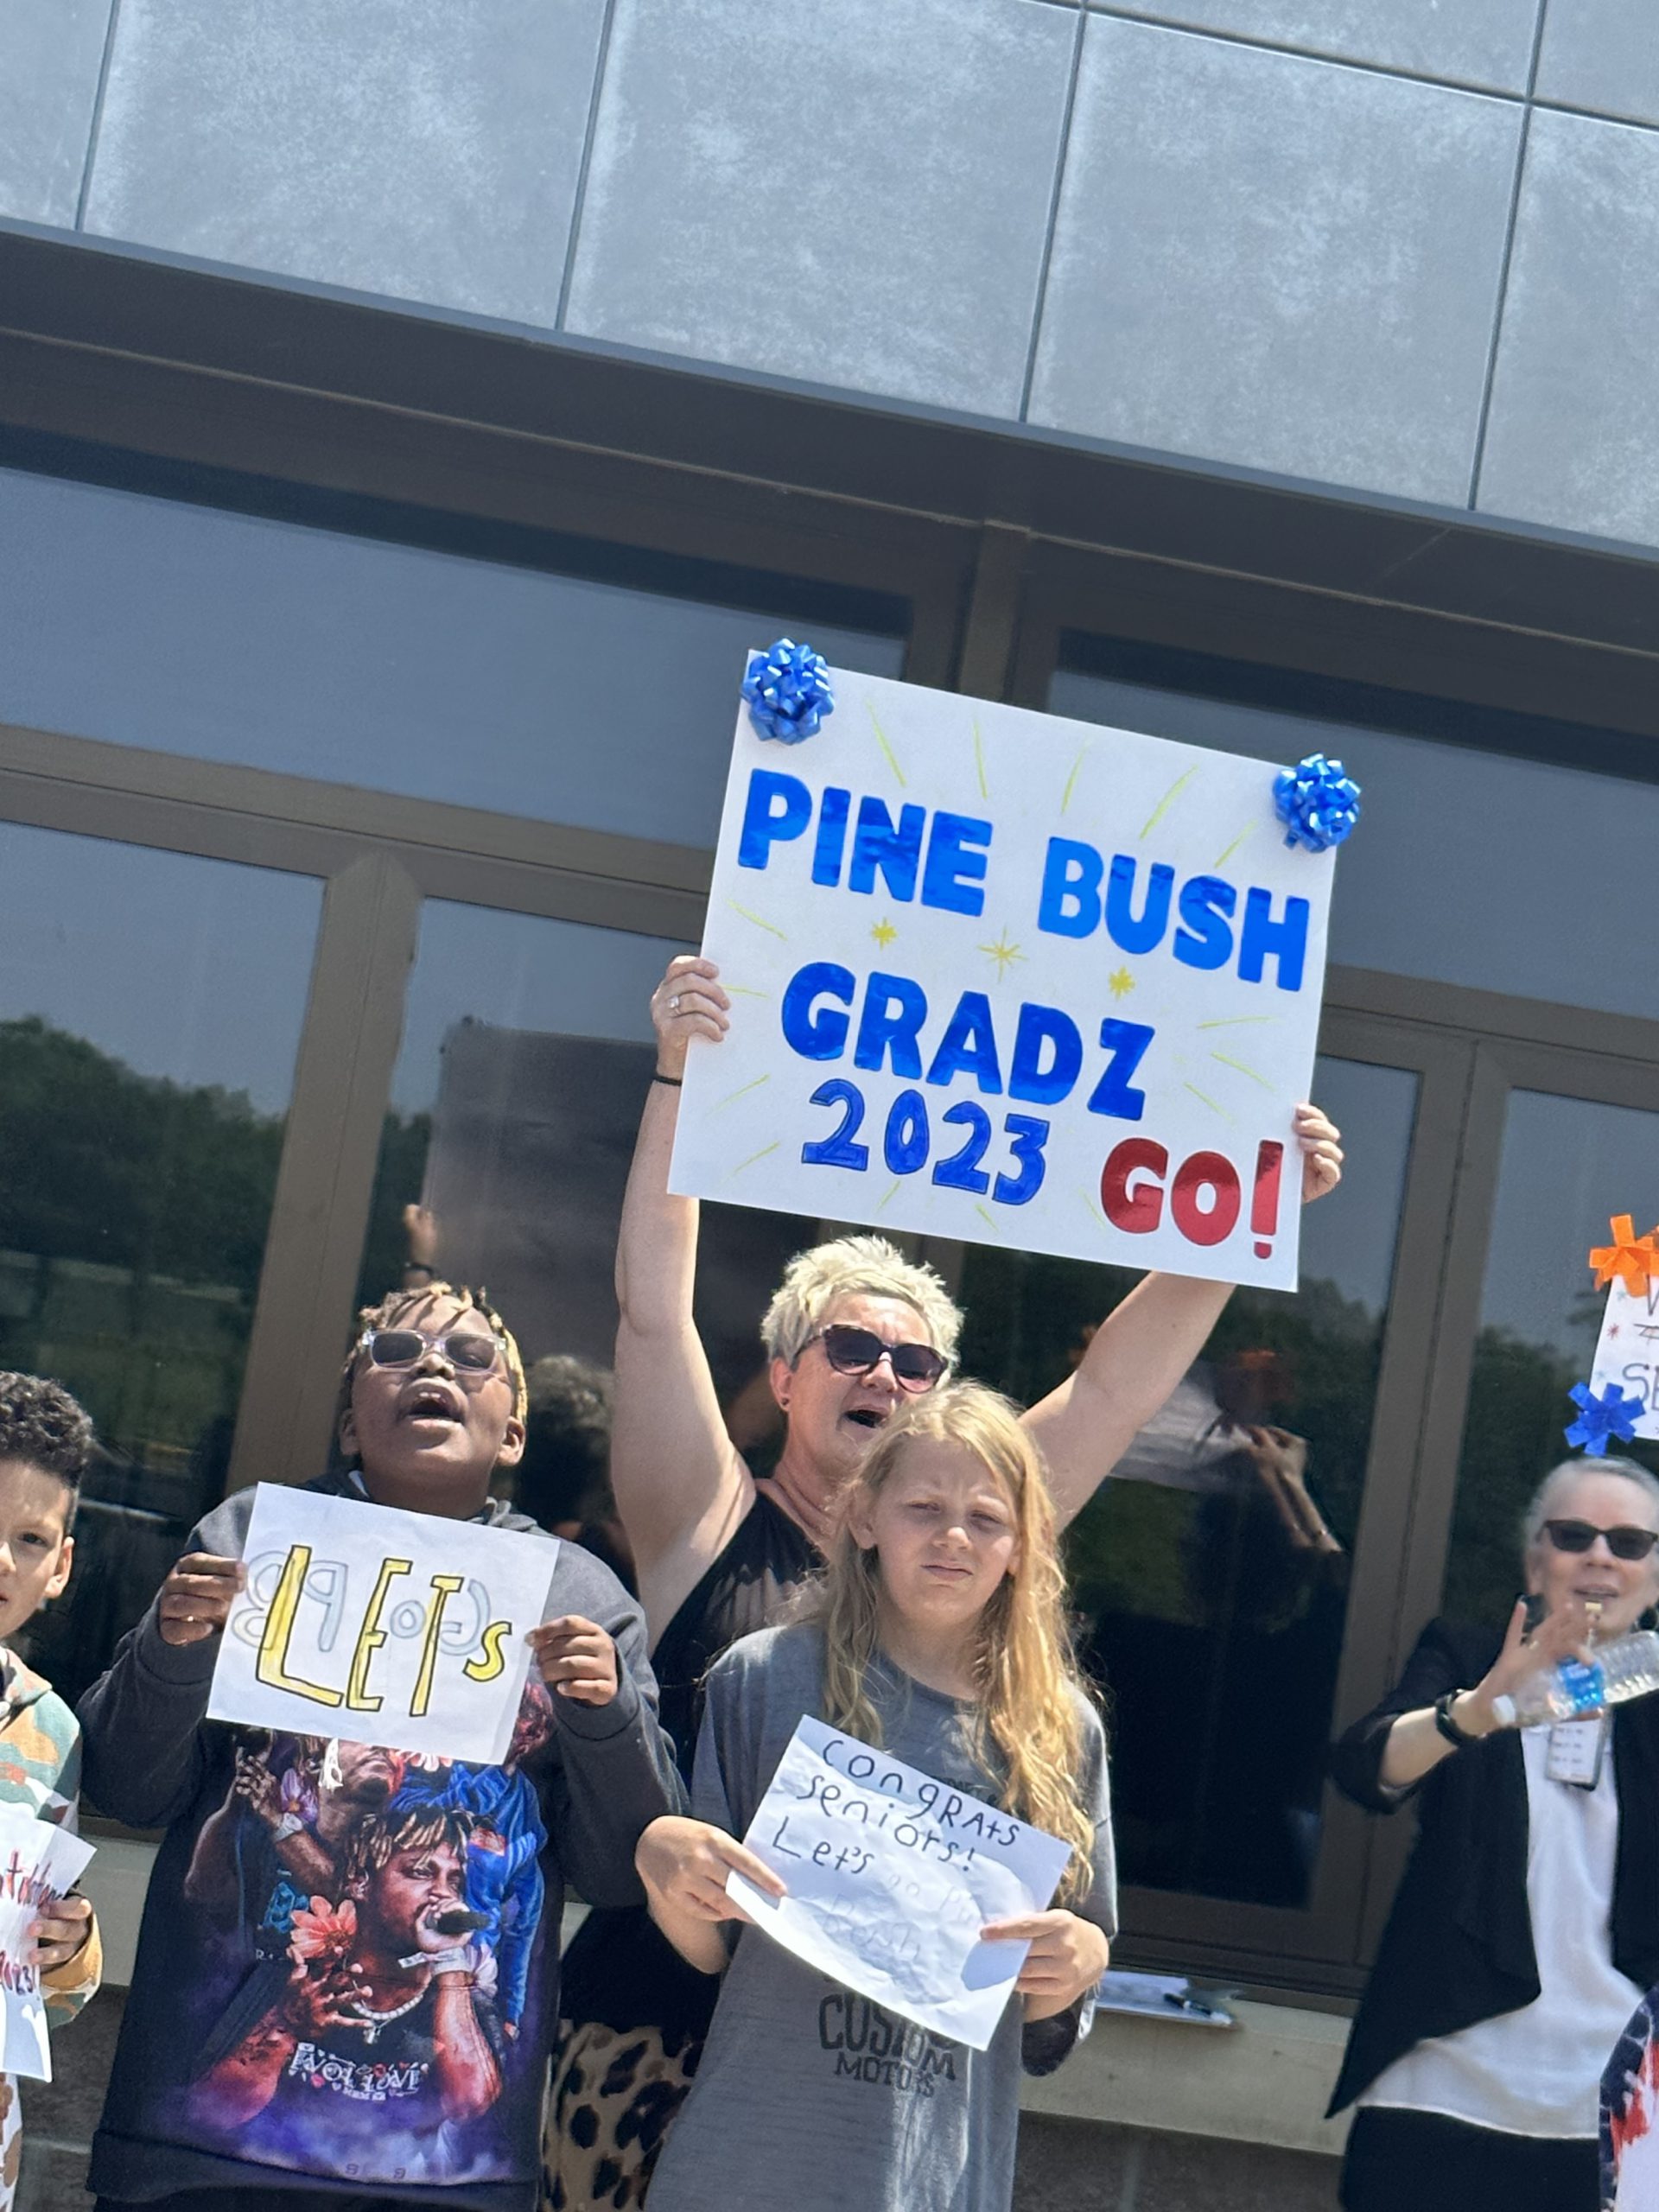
547, 955, 1343, 2206
635, 1382, 1114, 2212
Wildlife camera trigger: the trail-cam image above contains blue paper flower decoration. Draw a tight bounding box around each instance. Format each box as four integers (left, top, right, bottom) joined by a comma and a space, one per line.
1564, 1380, 1643, 1455
1273, 753, 1362, 854
743, 639, 835, 744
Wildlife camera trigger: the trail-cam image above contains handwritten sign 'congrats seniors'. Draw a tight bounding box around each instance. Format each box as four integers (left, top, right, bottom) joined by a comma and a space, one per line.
671, 665, 1338, 1289
207, 1486, 559, 1765
725, 1717, 1073, 2051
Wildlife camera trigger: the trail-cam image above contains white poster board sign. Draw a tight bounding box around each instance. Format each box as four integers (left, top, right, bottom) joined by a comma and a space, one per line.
725, 1716, 1072, 2051
0, 1805, 95, 2082
1589, 1274, 1659, 1440
671, 665, 1337, 1289
207, 1486, 559, 1765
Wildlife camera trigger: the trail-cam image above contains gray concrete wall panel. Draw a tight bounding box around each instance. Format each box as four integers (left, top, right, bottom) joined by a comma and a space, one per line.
1030, 22, 1522, 504
1478, 109, 1659, 544
563, 0, 1077, 417
1083, 0, 1542, 92
80, 0, 605, 325
1535, 0, 1659, 129
0, 0, 113, 227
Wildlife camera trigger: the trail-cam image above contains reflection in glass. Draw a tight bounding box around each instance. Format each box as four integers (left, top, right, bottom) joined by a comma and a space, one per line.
958, 1058, 1417, 1908
1446, 1090, 1659, 1627
1, 464, 906, 849
1051, 656, 1659, 1022
355, 902, 823, 1567
0, 823, 321, 1703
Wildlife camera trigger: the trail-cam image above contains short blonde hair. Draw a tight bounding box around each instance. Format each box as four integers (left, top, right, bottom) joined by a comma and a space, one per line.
761, 1235, 962, 1366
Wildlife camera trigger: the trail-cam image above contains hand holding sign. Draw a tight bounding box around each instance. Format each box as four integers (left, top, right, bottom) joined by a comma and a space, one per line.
977, 1907, 1110, 2017
157, 1553, 246, 1646
639, 1814, 786, 1925
527, 1616, 620, 1706
29, 1891, 93, 1974
653, 957, 732, 1071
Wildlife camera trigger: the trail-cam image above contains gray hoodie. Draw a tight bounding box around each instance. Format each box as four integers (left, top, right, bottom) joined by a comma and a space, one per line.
79, 1474, 683, 2212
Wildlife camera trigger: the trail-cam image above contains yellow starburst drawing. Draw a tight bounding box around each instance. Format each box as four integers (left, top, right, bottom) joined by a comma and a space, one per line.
870, 917, 898, 950
977, 931, 1026, 981
1107, 967, 1135, 1000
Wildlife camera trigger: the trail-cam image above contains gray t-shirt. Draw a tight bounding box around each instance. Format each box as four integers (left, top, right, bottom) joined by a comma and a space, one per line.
646, 1622, 1116, 2212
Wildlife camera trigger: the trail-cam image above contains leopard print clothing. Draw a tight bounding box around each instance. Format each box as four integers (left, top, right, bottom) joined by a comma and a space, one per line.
541, 2018, 701, 2210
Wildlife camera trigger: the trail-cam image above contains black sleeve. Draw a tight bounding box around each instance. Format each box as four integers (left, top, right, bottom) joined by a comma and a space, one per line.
1329, 1618, 1487, 1814
543, 1548, 686, 1908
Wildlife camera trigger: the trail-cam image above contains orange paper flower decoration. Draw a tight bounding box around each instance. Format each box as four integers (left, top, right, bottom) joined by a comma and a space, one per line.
1588, 1215, 1659, 1295
289, 1896, 357, 1967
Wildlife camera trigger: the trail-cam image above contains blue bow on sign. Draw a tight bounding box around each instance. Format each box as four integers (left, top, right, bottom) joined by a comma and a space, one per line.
1564, 1380, 1643, 1455
1273, 753, 1362, 853
742, 639, 835, 744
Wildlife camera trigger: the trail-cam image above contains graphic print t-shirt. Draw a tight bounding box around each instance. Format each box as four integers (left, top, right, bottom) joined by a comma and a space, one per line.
646, 1624, 1116, 2212
80, 1480, 678, 2212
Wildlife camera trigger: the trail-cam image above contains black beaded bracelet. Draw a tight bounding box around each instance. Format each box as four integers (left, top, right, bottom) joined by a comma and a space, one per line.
652, 1071, 683, 1087
1433, 1689, 1483, 1748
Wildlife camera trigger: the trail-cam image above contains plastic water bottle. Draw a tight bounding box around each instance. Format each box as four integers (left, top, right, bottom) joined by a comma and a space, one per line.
1491, 1629, 1659, 1728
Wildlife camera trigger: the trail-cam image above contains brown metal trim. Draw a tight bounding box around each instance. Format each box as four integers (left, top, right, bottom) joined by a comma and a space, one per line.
0, 721, 709, 939
230, 851, 423, 1492
1327, 963, 1659, 1066
0, 332, 972, 612
1113, 1011, 1483, 1978
4, 225, 1656, 671
0, 719, 709, 890
1027, 544, 1659, 747
952, 524, 1033, 701
1309, 1015, 1478, 1955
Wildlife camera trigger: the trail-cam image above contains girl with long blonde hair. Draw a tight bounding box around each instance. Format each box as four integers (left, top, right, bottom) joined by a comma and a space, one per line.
634, 1382, 1114, 2212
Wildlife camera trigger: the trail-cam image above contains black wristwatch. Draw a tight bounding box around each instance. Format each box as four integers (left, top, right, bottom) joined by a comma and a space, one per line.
1433, 1689, 1484, 1748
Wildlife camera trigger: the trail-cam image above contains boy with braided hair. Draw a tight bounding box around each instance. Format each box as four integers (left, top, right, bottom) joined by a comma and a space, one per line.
81, 1282, 680, 2212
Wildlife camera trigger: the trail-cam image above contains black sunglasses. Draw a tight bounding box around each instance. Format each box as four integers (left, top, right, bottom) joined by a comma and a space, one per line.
1544, 1518, 1659, 1563
804, 1325, 947, 1394
359, 1326, 505, 1377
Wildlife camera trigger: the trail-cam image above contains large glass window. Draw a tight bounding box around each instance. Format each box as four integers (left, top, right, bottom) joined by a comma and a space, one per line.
0, 463, 906, 849
1051, 644, 1659, 1020
1445, 1087, 1659, 1626
959, 1055, 1418, 1909
355, 901, 823, 1567
0, 823, 322, 1703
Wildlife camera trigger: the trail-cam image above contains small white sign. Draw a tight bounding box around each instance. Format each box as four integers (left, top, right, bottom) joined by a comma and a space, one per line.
1589, 1274, 1659, 1440
207, 1487, 559, 1766
725, 1716, 1073, 2052
671, 664, 1338, 1290
0, 1806, 95, 2082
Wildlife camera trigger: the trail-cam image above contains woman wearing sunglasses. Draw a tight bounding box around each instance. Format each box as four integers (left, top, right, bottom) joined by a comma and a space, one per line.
544, 954, 1343, 2209
1327, 1454, 1659, 2212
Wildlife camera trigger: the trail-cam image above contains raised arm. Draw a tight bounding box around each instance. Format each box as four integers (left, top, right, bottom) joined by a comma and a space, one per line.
1023, 1103, 1344, 1527
612, 955, 753, 1638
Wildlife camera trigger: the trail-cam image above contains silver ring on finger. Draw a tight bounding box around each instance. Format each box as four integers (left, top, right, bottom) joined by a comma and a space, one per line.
670, 995, 681, 1011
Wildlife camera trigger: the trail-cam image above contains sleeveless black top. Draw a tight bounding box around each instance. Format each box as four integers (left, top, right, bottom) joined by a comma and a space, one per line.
559, 1487, 819, 2040
652, 1488, 820, 1787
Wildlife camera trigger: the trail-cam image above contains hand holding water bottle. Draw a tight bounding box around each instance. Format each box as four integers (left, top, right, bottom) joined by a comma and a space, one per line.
1469, 1595, 1659, 1729
1459, 1596, 1599, 1735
